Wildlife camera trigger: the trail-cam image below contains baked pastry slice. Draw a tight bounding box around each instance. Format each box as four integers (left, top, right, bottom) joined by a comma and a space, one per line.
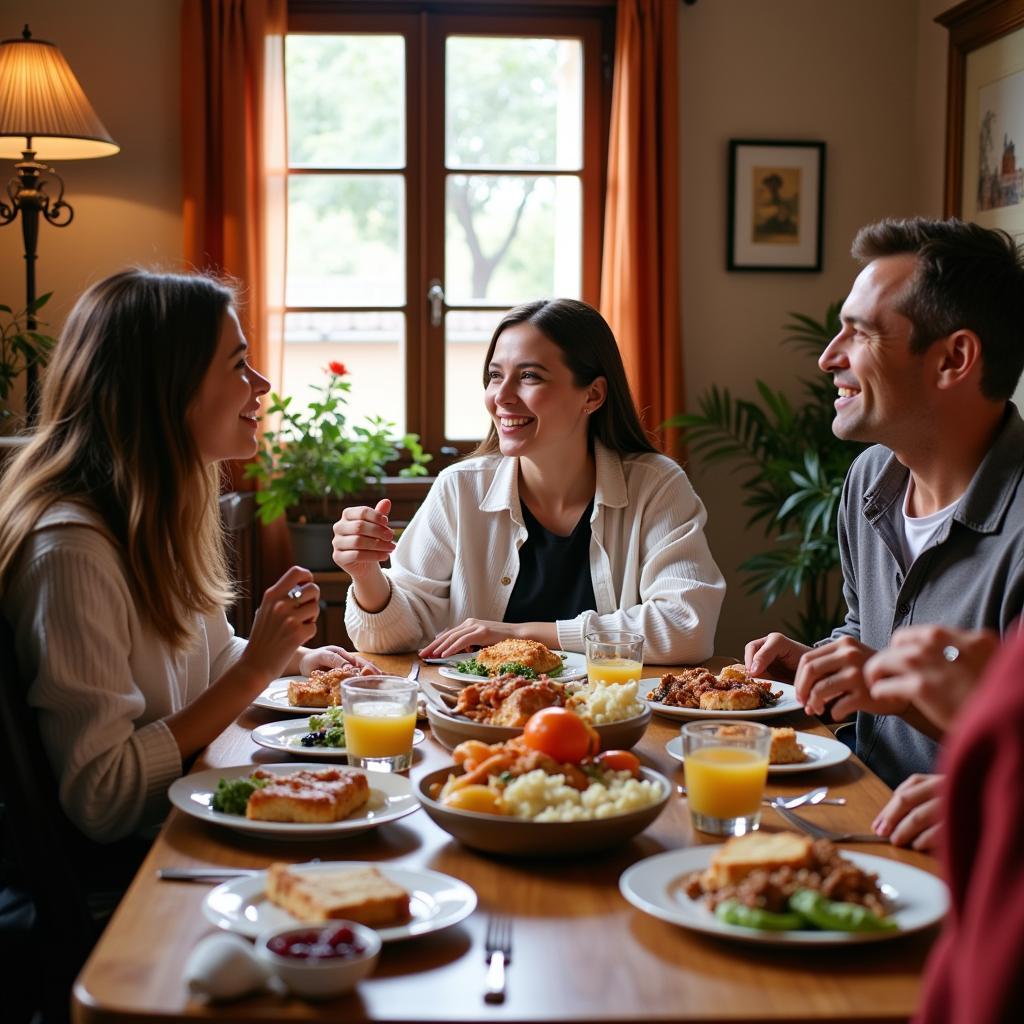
267, 863, 411, 926
698, 688, 760, 711
246, 768, 370, 823
769, 727, 807, 764
475, 639, 562, 676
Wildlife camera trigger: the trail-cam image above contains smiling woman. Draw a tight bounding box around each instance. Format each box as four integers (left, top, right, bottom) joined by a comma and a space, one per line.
332, 298, 726, 664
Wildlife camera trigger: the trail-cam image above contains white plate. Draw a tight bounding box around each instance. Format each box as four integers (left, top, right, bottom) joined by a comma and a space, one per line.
664, 730, 852, 774
437, 649, 587, 684
252, 676, 333, 716
251, 719, 426, 760
644, 678, 802, 720
619, 847, 947, 945
204, 861, 477, 942
168, 763, 419, 840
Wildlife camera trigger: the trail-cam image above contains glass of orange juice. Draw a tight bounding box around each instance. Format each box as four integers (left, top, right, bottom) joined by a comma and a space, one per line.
585, 630, 644, 684
342, 676, 418, 772
682, 721, 771, 836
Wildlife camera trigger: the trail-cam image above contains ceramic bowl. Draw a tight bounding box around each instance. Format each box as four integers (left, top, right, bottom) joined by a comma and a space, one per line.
416, 764, 671, 857
255, 920, 381, 999
425, 702, 652, 752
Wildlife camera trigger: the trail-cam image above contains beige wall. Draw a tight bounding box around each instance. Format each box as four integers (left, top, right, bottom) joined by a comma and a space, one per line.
1, 0, 956, 653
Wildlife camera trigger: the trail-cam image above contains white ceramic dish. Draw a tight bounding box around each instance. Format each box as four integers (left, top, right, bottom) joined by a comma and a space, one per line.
644, 679, 802, 720
619, 846, 947, 945
250, 719, 425, 760
664, 730, 852, 774
436, 650, 587, 684
205, 861, 477, 942
167, 763, 418, 840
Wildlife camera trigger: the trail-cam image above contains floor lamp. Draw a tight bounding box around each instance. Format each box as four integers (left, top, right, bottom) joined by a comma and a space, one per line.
0, 25, 118, 423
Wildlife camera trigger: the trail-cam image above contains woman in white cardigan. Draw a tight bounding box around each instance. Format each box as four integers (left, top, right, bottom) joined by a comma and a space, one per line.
333, 298, 725, 664
0, 271, 373, 843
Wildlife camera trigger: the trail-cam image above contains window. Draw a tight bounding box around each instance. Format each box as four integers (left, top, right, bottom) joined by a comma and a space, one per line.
284, 2, 612, 465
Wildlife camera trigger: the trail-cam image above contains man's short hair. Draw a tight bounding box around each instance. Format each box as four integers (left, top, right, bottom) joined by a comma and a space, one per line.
852, 217, 1024, 400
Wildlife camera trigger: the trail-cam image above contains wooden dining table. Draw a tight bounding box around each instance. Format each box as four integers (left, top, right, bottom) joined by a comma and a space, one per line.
72, 655, 945, 1024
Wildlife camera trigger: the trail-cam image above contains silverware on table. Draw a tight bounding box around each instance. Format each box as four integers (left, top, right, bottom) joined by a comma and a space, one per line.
677, 785, 846, 808
157, 867, 259, 883
771, 802, 890, 843
407, 662, 421, 682
484, 914, 512, 1004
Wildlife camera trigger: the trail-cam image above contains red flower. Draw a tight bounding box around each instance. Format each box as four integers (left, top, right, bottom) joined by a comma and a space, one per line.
327, 361, 348, 377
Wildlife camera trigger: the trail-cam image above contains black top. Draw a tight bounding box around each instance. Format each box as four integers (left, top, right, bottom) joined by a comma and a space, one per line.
504, 499, 597, 623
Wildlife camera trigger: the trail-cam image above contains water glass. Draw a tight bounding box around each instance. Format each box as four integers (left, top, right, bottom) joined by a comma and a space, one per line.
584, 630, 644, 684
682, 720, 771, 836
342, 675, 418, 772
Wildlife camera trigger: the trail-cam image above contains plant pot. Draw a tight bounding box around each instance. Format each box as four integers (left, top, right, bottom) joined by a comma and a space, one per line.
287, 521, 337, 572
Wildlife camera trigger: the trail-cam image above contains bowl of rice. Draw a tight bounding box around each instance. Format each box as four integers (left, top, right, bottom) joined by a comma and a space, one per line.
415, 762, 671, 856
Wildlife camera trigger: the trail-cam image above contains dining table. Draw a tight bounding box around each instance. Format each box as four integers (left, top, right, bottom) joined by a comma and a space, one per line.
72, 654, 946, 1024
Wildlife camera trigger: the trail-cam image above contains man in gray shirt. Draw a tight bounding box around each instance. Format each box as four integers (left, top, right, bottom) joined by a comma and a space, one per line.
746, 217, 1024, 850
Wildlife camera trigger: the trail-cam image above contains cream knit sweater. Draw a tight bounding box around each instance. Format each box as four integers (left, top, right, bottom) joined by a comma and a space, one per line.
345, 443, 726, 662
2, 504, 246, 843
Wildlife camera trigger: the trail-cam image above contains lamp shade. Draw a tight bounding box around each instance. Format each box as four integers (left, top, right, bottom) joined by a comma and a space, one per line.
0, 27, 118, 160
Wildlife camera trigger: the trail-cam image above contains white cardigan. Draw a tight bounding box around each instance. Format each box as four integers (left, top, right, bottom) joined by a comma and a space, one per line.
2, 504, 246, 843
344, 442, 726, 662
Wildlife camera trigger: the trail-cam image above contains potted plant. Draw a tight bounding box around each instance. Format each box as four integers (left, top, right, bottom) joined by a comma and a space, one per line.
0, 293, 56, 434
244, 361, 433, 570
665, 303, 865, 643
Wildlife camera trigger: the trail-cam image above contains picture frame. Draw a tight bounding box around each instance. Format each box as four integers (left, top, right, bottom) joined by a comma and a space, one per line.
938, 0, 1024, 234
726, 139, 825, 272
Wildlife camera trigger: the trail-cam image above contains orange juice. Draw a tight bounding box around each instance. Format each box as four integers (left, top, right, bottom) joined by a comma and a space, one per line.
587, 657, 643, 684
344, 703, 417, 758
684, 746, 768, 818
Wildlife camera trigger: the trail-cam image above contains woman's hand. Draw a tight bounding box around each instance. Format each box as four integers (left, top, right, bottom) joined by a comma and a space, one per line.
238, 567, 320, 682
332, 498, 396, 579
744, 632, 811, 682
872, 773, 944, 851
420, 619, 559, 659
298, 645, 380, 676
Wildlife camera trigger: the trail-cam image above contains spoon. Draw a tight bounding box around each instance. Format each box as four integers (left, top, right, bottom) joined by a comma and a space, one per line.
676, 785, 845, 808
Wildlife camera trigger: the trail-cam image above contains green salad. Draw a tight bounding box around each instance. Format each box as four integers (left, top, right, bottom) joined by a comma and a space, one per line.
714, 888, 898, 933
298, 705, 346, 748
211, 774, 269, 815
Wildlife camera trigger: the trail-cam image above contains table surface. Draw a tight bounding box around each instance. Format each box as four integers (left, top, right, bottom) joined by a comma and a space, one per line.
72, 655, 944, 1024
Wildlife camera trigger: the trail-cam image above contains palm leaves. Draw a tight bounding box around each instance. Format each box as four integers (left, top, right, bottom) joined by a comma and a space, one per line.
665, 302, 862, 642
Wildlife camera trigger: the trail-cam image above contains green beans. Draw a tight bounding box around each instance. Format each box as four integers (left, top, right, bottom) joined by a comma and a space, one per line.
789, 889, 898, 932
714, 901, 806, 931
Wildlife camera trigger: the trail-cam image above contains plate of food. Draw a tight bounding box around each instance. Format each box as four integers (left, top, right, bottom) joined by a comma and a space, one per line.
251, 712, 426, 760
435, 639, 587, 683
619, 831, 947, 945
167, 763, 419, 839
204, 860, 477, 943
416, 720, 671, 856
645, 664, 801, 720
252, 665, 374, 715
423, 676, 651, 751
665, 728, 852, 774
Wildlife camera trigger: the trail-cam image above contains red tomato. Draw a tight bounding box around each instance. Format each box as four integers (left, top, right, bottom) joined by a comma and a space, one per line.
522, 707, 594, 764
595, 750, 641, 777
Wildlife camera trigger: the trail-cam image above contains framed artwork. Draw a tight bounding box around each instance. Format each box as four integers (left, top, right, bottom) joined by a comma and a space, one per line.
938, 0, 1024, 234
726, 139, 825, 272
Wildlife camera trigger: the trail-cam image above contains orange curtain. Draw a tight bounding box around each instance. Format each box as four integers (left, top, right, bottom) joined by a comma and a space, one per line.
599, 0, 682, 454
181, 0, 290, 583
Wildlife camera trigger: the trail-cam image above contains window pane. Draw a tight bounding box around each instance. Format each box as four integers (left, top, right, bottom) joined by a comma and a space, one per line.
445, 175, 580, 305
286, 35, 404, 168
287, 174, 405, 307
446, 37, 582, 169
282, 312, 406, 434
444, 310, 504, 440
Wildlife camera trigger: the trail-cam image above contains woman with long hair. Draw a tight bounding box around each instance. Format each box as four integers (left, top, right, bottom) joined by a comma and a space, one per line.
0, 270, 372, 843
332, 298, 725, 662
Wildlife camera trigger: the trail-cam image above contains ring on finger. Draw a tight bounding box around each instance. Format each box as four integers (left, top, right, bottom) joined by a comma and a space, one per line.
287, 585, 304, 603
942, 645, 960, 663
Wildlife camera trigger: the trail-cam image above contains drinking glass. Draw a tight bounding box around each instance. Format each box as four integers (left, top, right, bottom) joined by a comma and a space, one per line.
584, 630, 644, 684
341, 675, 418, 772
682, 720, 771, 836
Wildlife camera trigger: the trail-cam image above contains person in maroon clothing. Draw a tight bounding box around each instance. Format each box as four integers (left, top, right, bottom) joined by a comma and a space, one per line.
864, 625, 1024, 1023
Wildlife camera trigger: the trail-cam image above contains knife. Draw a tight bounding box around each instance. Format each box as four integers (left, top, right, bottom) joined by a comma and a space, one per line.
157, 867, 259, 882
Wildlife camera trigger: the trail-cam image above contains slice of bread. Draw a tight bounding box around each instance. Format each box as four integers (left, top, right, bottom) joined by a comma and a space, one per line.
769, 727, 807, 765
699, 688, 760, 711
267, 863, 411, 926
702, 831, 814, 888
246, 768, 369, 823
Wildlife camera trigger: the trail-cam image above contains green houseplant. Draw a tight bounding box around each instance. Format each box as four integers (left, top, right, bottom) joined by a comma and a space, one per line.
0, 293, 56, 427
665, 303, 865, 643
244, 361, 432, 567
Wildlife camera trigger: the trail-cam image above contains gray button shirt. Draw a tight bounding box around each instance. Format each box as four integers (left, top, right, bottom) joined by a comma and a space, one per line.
828, 404, 1024, 789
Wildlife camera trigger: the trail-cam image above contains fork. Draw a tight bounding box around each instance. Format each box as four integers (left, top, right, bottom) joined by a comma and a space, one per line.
772, 802, 890, 843
484, 914, 512, 1003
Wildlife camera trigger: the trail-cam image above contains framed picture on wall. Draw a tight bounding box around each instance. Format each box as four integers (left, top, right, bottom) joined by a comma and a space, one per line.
938, 0, 1024, 237
726, 139, 825, 272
